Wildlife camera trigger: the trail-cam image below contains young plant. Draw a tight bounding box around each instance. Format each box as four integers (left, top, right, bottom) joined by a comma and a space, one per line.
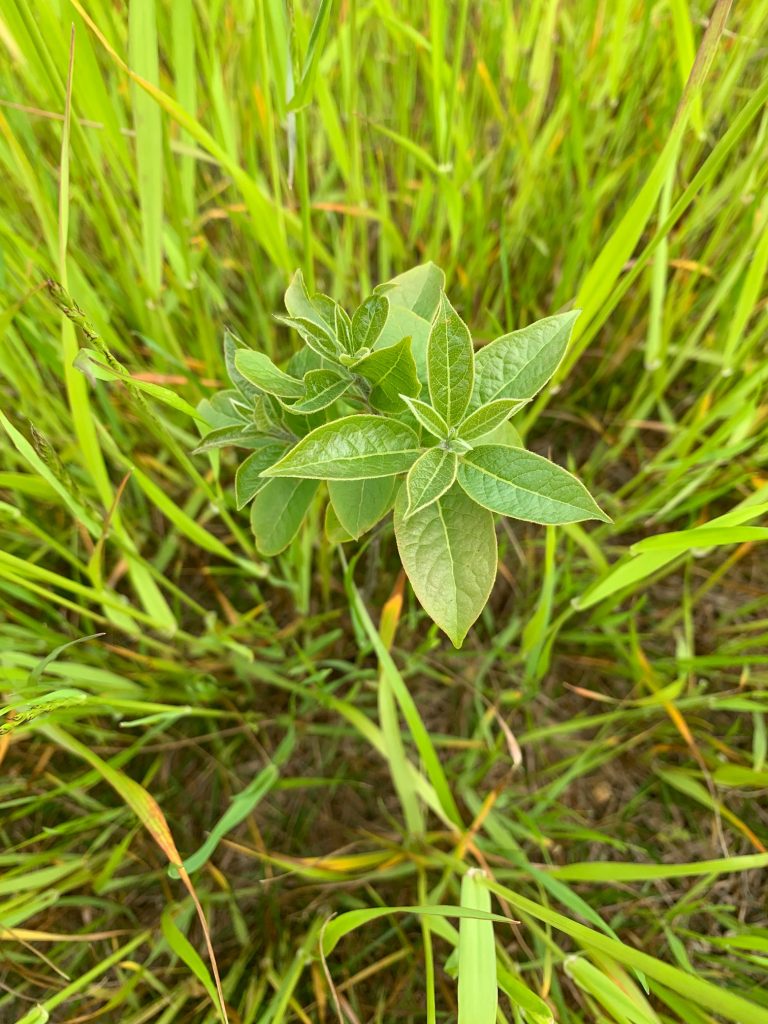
200, 264, 609, 646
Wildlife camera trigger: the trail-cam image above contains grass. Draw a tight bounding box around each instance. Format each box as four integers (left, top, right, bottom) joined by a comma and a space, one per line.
1, 0, 768, 1021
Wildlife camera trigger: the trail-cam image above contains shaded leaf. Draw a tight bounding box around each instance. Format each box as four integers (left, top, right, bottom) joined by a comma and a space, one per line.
394, 483, 497, 647
328, 477, 398, 539
250, 478, 318, 555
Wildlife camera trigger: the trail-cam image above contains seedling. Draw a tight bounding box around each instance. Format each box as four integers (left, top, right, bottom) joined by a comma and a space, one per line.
200, 263, 609, 645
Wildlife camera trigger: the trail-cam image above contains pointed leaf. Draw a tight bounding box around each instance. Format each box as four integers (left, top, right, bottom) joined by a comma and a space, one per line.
459, 399, 523, 442
458, 445, 610, 524
223, 331, 260, 400
284, 269, 333, 332
352, 294, 389, 353
375, 262, 445, 319
458, 870, 498, 1024
234, 350, 304, 398
405, 448, 457, 518
286, 369, 352, 414
473, 311, 579, 405
401, 395, 449, 439
353, 336, 420, 411
325, 499, 354, 543
235, 443, 289, 509
275, 314, 338, 361
334, 305, 354, 355
263, 415, 421, 480
192, 424, 266, 453
428, 294, 474, 425
394, 483, 497, 647
250, 478, 318, 555
328, 477, 398, 539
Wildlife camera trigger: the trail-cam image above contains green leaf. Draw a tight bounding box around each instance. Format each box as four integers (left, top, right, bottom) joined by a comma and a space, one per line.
286, 369, 351, 414
427, 294, 474, 426
286, 0, 333, 112
171, 732, 293, 876
234, 350, 304, 398
328, 477, 398, 539
394, 483, 497, 647
353, 336, 420, 411
263, 415, 421, 480
458, 871, 498, 1024
473, 311, 580, 405
192, 424, 266, 453
324, 499, 354, 543
284, 269, 333, 332
375, 262, 445, 319
223, 330, 260, 401
352, 294, 389, 352
405, 448, 457, 518
74, 348, 205, 422
459, 399, 522, 442
161, 907, 220, 1009
275, 314, 338, 361
334, 304, 355, 355
250, 478, 318, 555
400, 395, 449, 439
458, 446, 610, 524
322, 903, 512, 958
235, 443, 288, 509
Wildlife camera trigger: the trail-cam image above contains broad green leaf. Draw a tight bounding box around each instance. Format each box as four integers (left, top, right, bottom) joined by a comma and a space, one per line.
275, 314, 338, 361
459, 399, 522, 441
235, 443, 288, 509
263, 415, 421, 480
394, 483, 497, 647
353, 336, 420, 411
286, 369, 351, 414
223, 331, 260, 401
328, 477, 398, 539
192, 424, 265, 453
324, 500, 354, 543
284, 269, 333, 331
475, 419, 523, 448
458, 870, 497, 1024
352, 294, 389, 353
405, 448, 457, 518
473, 311, 579, 406
428, 294, 474, 425
250, 478, 318, 555
458, 445, 610, 524
375, 262, 445, 319
234, 350, 304, 398
375, 304, 432, 386
401, 395, 449, 439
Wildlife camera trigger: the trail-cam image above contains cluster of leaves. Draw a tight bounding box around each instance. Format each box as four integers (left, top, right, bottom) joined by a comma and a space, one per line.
198, 264, 608, 645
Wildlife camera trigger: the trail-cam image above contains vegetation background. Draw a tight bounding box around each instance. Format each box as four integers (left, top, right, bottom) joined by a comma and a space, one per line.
1, 0, 767, 1022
